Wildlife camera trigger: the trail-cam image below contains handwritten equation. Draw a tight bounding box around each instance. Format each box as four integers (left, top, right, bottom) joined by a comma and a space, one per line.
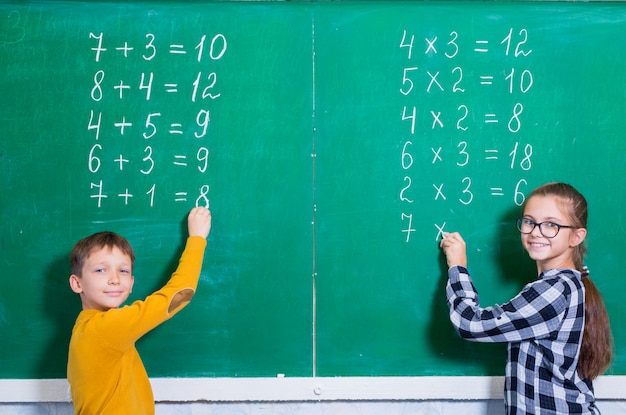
85, 32, 227, 209
397, 28, 535, 242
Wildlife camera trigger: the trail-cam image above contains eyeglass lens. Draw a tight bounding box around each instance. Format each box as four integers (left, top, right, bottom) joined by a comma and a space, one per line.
517, 219, 560, 238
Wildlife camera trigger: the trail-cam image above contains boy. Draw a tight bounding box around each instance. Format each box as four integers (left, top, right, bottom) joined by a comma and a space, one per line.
67, 207, 212, 414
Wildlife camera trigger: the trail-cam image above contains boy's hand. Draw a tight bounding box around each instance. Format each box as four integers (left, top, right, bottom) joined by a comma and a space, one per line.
439, 232, 467, 268
187, 207, 212, 239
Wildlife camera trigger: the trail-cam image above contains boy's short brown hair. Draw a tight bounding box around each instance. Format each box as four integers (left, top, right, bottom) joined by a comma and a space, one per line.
70, 231, 136, 276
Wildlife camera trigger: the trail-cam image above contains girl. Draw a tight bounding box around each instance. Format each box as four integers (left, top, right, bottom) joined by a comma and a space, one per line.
440, 182, 612, 414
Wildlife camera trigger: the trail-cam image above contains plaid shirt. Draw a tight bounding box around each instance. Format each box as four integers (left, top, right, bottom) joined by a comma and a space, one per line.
446, 265, 599, 415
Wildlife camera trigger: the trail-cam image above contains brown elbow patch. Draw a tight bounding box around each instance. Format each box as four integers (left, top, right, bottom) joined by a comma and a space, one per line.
168, 288, 195, 314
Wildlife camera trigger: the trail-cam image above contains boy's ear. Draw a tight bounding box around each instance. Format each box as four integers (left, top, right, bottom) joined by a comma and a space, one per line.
69, 274, 83, 294
570, 227, 587, 248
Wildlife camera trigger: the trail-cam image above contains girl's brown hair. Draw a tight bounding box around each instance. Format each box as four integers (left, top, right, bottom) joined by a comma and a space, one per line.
526, 182, 613, 380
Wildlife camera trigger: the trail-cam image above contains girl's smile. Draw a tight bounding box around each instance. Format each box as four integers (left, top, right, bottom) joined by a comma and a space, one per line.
521, 195, 586, 274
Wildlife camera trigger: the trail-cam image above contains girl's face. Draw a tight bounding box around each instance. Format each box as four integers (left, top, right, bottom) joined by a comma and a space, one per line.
521, 194, 586, 273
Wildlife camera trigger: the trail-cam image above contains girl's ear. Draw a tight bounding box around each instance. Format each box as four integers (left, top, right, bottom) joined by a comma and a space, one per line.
569, 227, 587, 248
69, 274, 83, 294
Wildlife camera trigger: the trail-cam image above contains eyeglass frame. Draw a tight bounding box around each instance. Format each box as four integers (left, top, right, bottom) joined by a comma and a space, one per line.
516, 218, 578, 238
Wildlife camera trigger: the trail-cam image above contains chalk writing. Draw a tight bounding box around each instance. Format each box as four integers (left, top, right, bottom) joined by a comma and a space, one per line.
85, 32, 227, 209
397, 28, 534, 242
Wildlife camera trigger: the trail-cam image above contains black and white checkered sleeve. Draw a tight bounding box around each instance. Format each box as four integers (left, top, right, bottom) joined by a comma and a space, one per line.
446, 265, 569, 343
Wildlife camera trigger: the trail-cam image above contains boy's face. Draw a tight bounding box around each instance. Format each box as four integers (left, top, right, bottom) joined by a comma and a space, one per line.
69, 246, 134, 311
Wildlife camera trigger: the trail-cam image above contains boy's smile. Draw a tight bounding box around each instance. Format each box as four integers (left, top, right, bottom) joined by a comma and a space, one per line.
69, 246, 135, 311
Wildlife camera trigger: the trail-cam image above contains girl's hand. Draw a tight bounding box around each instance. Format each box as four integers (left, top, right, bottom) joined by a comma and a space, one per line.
188, 207, 212, 239
439, 232, 467, 268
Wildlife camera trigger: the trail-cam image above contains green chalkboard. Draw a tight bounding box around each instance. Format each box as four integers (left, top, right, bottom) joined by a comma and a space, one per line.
1, 1, 625, 380
0, 1, 314, 379
312, 1, 626, 376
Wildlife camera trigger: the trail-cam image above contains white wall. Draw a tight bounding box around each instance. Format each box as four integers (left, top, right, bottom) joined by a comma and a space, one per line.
1, 376, 625, 415
3, 400, 626, 415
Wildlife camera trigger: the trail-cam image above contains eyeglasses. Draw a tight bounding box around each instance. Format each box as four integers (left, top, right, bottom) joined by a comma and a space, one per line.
516, 218, 578, 238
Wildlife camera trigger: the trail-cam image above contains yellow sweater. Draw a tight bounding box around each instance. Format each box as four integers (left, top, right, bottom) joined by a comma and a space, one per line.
67, 236, 207, 415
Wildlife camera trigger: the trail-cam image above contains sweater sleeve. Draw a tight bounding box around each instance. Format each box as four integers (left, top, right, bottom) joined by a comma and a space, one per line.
91, 236, 207, 351
446, 265, 569, 343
